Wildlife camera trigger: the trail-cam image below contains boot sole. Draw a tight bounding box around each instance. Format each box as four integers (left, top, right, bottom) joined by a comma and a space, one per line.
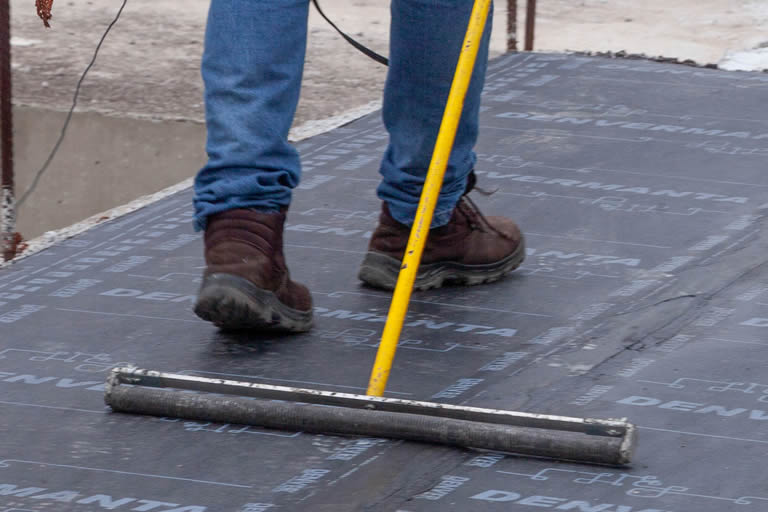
358, 236, 526, 291
194, 273, 313, 332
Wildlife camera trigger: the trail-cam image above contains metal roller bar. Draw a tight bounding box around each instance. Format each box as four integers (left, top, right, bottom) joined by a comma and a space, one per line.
105, 368, 637, 465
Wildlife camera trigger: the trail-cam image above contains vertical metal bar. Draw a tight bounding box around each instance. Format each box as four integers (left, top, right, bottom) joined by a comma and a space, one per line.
524, 0, 536, 51
0, 0, 16, 262
506, 0, 517, 52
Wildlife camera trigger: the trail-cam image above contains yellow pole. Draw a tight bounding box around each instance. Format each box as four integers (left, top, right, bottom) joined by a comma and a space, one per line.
367, 0, 492, 397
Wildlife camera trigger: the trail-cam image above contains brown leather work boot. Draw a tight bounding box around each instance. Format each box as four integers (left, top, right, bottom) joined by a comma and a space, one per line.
359, 187, 525, 291
194, 208, 313, 332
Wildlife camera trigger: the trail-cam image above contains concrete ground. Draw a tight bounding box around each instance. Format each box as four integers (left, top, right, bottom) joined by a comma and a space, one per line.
7, 0, 768, 240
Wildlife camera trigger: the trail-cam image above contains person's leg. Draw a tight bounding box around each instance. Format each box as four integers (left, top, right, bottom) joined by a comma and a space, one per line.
193, 0, 313, 331
377, 0, 492, 228
360, 0, 525, 290
193, 0, 310, 231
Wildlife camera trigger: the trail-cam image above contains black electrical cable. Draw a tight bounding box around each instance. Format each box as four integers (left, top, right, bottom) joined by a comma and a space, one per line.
312, 0, 388, 66
17, 0, 128, 208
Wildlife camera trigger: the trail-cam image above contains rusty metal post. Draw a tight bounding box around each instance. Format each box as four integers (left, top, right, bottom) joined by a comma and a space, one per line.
0, 0, 15, 262
524, 0, 536, 51
507, 0, 517, 52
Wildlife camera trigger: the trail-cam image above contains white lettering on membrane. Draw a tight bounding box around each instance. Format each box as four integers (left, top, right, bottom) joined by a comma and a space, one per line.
689, 235, 729, 251
432, 379, 484, 399
240, 505, 275, 512
479, 352, 527, 371
470, 488, 672, 511
692, 307, 734, 327
310, 307, 517, 337
617, 395, 768, 421
570, 385, 613, 406
416, 476, 470, 501
99, 289, 196, 304
103, 256, 153, 273
0, 483, 206, 511
737, 284, 768, 302
495, 110, 768, 142
725, 215, 757, 231
152, 234, 198, 251
465, 454, 505, 468
273, 469, 330, 493
49, 279, 102, 298
617, 358, 655, 378
474, 169, 747, 204
650, 256, 694, 273
527, 249, 640, 267
526, 327, 574, 345
609, 280, 659, 297
656, 335, 693, 353
326, 439, 385, 461
0, 372, 105, 391
571, 303, 614, 321
740, 318, 768, 327
0, 304, 46, 324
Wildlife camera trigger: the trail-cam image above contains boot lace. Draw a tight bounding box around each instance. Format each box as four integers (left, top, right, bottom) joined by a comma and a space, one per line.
457, 172, 511, 239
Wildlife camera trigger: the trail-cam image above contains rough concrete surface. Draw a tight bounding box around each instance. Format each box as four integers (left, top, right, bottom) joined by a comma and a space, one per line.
12, 106, 207, 238
6, 0, 768, 239
10, 0, 389, 123
10, 0, 768, 122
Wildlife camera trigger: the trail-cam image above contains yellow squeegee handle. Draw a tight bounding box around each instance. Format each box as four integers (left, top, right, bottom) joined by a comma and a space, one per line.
367, 0, 492, 397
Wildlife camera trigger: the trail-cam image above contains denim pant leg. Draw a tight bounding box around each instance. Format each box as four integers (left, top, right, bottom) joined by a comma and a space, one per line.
193, 0, 310, 231
378, 0, 492, 227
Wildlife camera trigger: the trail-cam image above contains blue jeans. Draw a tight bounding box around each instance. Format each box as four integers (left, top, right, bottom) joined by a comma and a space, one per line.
193, 0, 492, 231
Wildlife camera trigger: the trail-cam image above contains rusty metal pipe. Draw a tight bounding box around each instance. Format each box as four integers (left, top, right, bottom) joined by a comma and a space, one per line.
506, 0, 517, 52
524, 0, 536, 51
0, 0, 16, 262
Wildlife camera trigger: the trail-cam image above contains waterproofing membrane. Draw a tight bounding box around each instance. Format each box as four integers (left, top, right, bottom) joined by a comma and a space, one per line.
2, 53, 768, 511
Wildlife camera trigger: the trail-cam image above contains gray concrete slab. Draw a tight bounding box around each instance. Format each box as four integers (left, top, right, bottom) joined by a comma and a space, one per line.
12, 107, 205, 239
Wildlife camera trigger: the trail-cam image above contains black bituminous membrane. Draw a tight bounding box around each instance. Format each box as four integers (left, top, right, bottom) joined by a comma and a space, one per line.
2, 54, 768, 511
